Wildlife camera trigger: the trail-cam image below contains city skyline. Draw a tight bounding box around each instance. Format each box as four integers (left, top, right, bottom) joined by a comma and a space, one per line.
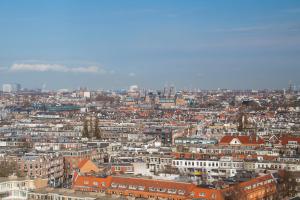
0, 0, 300, 89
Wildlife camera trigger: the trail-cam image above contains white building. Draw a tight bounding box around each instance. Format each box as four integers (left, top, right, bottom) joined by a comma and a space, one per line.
2, 83, 21, 93
172, 156, 244, 181
0, 178, 46, 200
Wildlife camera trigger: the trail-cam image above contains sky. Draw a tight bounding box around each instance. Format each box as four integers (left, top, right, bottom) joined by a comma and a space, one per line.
0, 0, 300, 90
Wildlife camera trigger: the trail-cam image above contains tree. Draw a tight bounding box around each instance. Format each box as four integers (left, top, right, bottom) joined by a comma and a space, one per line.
274, 170, 297, 199
0, 160, 18, 177
89, 117, 94, 137
82, 119, 89, 138
94, 117, 101, 139
223, 184, 247, 200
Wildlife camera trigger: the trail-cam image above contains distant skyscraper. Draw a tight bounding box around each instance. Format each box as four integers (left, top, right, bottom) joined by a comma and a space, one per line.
2, 83, 21, 93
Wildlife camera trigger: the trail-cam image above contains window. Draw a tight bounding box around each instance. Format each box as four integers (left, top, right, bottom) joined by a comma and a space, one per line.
211, 193, 216, 199
84, 180, 89, 185
118, 184, 127, 189
157, 188, 166, 192
138, 186, 145, 191
93, 181, 98, 186
199, 192, 206, 197
178, 190, 185, 195
167, 189, 177, 194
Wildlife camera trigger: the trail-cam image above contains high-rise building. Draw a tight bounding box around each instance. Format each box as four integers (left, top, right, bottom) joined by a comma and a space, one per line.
2, 83, 21, 93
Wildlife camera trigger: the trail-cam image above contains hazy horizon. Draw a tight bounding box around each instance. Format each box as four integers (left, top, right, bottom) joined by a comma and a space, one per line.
0, 0, 300, 90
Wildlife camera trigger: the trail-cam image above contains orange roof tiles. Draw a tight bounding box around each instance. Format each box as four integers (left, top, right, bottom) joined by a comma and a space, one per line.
280, 136, 300, 145
77, 159, 89, 169
219, 135, 264, 145
73, 174, 225, 200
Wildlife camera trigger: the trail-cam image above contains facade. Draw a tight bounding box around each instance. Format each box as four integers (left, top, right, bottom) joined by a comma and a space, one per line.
73, 174, 224, 200
145, 154, 173, 173
0, 178, 47, 200
219, 135, 264, 147
17, 153, 64, 187
160, 129, 173, 146
224, 174, 277, 200
111, 163, 134, 174
172, 157, 244, 180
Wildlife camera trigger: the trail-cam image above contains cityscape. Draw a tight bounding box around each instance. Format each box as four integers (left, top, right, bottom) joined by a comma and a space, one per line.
1, 1, 300, 200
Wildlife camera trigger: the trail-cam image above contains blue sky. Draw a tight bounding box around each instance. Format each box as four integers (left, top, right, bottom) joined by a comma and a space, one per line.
0, 0, 299, 90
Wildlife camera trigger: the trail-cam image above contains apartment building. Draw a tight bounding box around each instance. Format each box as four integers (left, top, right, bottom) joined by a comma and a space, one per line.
17, 153, 64, 187
145, 154, 173, 173
73, 174, 224, 200
172, 156, 244, 180
0, 178, 47, 200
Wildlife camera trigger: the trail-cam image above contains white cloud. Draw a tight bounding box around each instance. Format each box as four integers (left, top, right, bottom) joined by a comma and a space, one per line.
10, 63, 105, 74
0, 66, 8, 71
129, 72, 136, 77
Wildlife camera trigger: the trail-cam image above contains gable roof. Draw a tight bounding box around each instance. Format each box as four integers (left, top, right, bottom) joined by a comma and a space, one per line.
111, 176, 195, 193
280, 136, 300, 145
220, 135, 264, 145
77, 159, 90, 169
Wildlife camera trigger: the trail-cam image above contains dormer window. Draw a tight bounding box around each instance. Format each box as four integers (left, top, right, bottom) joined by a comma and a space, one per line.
138, 186, 145, 191
129, 185, 137, 190
93, 181, 98, 186
157, 188, 166, 192
111, 183, 118, 188
83, 180, 89, 185
118, 184, 127, 189
178, 190, 185, 195
167, 189, 177, 194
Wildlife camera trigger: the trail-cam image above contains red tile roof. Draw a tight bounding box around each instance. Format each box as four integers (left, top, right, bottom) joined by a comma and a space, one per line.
280, 136, 300, 145
219, 135, 264, 145
111, 176, 195, 193
77, 159, 90, 169
73, 174, 225, 199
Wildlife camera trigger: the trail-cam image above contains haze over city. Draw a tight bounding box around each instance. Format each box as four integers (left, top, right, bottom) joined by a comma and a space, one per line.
1, 1, 300, 200
0, 0, 300, 90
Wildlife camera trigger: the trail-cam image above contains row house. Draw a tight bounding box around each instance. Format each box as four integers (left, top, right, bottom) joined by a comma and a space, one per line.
73, 174, 224, 200
0, 178, 47, 200
110, 163, 134, 174
17, 153, 64, 187
73, 173, 278, 200
27, 188, 97, 200
224, 174, 277, 200
219, 135, 264, 147
172, 157, 244, 180
145, 154, 173, 173
244, 160, 300, 172
34, 142, 83, 151
62, 148, 106, 186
